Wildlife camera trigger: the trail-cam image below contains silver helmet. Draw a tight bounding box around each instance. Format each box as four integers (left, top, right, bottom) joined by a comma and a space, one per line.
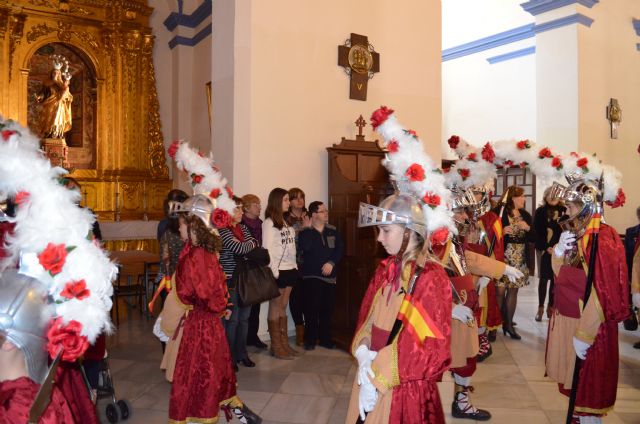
169, 194, 216, 229
470, 185, 491, 219
0, 269, 55, 383
358, 193, 427, 236
548, 174, 603, 238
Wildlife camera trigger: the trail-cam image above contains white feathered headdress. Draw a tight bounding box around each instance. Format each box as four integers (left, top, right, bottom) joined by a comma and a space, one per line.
446, 135, 625, 208
167, 140, 237, 227
371, 107, 455, 245
0, 117, 116, 361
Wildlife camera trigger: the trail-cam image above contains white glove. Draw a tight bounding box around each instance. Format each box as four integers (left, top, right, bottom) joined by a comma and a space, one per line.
554, 231, 576, 258
355, 345, 377, 386
476, 276, 490, 295
358, 378, 378, 420
633, 293, 640, 309
573, 336, 591, 360
503, 265, 524, 283
452, 304, 474, 323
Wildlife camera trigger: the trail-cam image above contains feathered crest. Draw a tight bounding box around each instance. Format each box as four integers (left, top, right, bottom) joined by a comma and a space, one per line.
167, 140, 236, 222
370, 106, 455, 244
446, 135, 624, 208
0, 117, 116, 361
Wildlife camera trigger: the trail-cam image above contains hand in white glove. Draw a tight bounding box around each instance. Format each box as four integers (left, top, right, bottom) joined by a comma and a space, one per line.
358, 379, 378, 420
633, 293, 640, 309
355, 345, 377, 386
476, 276, 491, 295
573, 336, 591, 360
452, 304, 474, 324
554, 231, 576, 258
503, 265, 524, 283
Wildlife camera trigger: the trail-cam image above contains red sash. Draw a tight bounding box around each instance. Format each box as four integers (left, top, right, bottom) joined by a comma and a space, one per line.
450, 275, 478, 309
554, 265, 586, 319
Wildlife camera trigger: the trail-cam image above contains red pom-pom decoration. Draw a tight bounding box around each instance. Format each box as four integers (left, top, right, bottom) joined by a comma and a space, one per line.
481, 143, 495, 163
47, 318, 89, 362
405, 163, 426, 182
448, 135, 460, 150
212, 208, 232, 228
168, 141, 180, 159
422, 192, 441, 209
370, 106, 394, 130
430, 227, 449, 246
387, 140, 399, 153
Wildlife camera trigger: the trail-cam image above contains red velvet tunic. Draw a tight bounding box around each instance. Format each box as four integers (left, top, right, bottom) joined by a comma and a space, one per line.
551, 224, 629, 415
0, 376, 75, 423
168, 243, 237, 424
348, 257, 452, 423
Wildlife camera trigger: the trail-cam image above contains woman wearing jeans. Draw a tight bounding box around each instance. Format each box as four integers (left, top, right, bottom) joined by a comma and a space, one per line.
219, 197, 258, 369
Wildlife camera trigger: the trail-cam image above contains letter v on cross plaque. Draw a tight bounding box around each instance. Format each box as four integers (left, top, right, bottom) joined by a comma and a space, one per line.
338, 33, 380, 101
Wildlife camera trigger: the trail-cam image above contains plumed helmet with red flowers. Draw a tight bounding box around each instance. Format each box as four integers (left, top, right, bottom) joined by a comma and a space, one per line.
0, 269, 55, 383
170, 194, 216, 229
358, 193, 427, 237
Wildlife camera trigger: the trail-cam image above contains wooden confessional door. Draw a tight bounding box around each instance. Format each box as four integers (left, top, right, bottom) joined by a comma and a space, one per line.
327, 135, 392, 350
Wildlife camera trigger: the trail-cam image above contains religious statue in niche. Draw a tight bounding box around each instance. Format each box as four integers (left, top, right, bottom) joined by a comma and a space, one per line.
36, 54, 73, 138
338, 33, 380, 101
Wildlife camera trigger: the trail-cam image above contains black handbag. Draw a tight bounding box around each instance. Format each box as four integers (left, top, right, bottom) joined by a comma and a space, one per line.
233, 248, 280, 306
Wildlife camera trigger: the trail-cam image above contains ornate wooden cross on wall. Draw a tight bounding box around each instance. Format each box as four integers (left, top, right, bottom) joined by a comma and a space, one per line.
338, 33, 380, 101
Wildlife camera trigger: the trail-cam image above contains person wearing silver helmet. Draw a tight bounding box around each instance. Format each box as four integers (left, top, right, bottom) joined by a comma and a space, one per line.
434, 187, 522, 421
345, 192, 452, 424
0, 269, 75, 423
545, 176, 629, 424
166, 194, 262, 424
465, 185, 507, 354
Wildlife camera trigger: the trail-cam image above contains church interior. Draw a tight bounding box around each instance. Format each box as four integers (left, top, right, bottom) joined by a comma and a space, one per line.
0, 0, 639, 423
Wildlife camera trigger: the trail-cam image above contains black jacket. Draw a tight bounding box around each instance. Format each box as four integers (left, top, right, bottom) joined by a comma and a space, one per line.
533, 204, 565, 251
298, 225, 344, 280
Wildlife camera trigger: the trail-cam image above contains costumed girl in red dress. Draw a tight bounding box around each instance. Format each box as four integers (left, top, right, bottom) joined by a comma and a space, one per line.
168, 194, 261, 424
345, 107, 454, 424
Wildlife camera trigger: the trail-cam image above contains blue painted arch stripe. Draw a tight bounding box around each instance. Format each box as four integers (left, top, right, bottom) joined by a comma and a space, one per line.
520, 0, 599, 16
442, 24, 535, 62
487, 46, 536, 64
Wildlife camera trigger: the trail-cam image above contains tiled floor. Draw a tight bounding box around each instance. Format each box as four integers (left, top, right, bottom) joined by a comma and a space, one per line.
100, 281, 640, 424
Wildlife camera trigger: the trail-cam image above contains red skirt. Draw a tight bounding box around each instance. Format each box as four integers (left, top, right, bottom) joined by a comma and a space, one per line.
486, 280, 502, 329
389, 379, 445, 424
169, 309, 237, 423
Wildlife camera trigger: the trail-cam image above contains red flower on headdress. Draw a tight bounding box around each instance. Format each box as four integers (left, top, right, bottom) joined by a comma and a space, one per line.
504, 160, 514, 168
212, 208, 232, 228
405, 163, 425, 182
387, 140, 399, 153
404, 129, 418, 138
422, 192, 441, 209
458, 168, 470, 180
576, 157, 588, 170
370, 106, 394, 130
538, 147, 552, 159
197, 151, 205, 158
14, 191, 29, 205
447, 135, 460, 150
60, 280, 90, 300
430, 227, 449, 246
519, 161, 528, 168
443, 167, 451, 174
38, 243, 70, 276
191, 174, 203, 185
570, 151, 579, 158
168, 141, 180, 159
47, 318, 89, 362
226, 186, 234, 197
209, 188, 221, 198
516, 140, 530, 150
605, 188, 626, 208
481, 143, 495, 163
551, 157, 563, 169
467, 152, 477, 162
1, 130, 16, 141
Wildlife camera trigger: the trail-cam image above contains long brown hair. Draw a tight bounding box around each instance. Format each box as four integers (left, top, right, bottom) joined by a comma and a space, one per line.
265, 188, 288, 229
186, 214, 221, 253
504, 185, 525, 216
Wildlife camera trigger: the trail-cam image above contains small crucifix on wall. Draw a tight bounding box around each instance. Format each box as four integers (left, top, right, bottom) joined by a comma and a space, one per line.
606, 98, 622, 139
338, 33, 380, 101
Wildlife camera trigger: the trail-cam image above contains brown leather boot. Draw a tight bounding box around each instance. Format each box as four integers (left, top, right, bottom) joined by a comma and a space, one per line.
295, 324, 305, 347
280, 316, 299, 356
268, 319, 292, 360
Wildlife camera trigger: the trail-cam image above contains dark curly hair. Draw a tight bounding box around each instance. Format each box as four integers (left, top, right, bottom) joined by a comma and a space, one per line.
186, 214, 221, 253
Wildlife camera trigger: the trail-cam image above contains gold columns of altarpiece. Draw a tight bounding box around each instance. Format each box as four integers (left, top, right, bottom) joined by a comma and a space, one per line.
0, 0, 171, 221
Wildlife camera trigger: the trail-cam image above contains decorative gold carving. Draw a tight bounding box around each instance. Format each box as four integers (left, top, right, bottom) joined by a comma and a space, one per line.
143, 34, 169, 179
8, 14, 26, 82
104, 239, 159, 255
0, 9, 9, 40
120, 182, 140, 201
27, 0, 56, 7
26, 23, 57, 43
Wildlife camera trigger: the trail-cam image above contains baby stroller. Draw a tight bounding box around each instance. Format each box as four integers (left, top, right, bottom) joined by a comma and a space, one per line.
81, 335, 132, 423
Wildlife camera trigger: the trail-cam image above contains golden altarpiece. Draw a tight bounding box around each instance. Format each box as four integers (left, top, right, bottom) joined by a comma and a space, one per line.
0, 0, 171, 232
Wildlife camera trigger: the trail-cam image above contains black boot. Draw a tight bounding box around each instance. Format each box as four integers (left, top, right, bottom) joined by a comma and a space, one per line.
487, 329, 497, 342
232, 404, 263, 424
451, 384, 491, 421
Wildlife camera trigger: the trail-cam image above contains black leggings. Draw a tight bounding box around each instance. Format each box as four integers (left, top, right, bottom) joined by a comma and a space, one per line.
538, 276, 554, 307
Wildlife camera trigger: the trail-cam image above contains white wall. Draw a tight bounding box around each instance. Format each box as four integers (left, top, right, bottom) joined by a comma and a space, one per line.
442, 0, 536, 158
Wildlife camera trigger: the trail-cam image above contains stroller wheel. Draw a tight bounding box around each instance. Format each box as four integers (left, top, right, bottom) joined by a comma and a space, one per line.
117, 399, 132, 420
106, 402, 120, 423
